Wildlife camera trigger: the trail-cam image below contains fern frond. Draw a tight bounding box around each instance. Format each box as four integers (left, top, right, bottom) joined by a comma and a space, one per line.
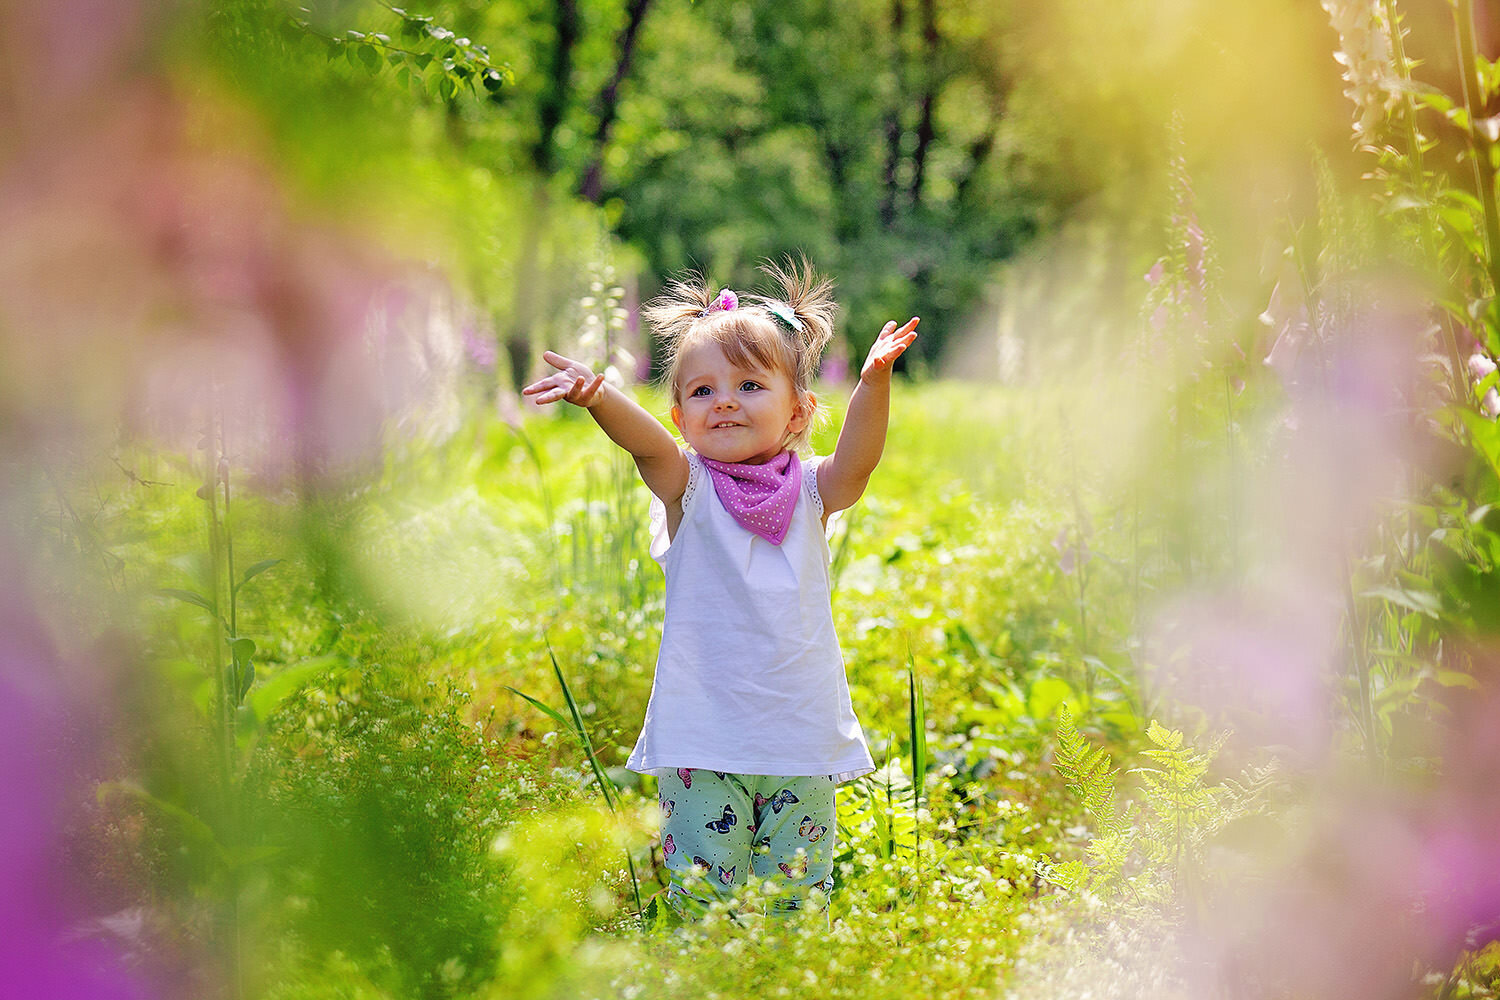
1054, 705, 1123, 836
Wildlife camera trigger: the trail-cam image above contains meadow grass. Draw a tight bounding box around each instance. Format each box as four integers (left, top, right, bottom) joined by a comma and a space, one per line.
90, 379, 1155, 999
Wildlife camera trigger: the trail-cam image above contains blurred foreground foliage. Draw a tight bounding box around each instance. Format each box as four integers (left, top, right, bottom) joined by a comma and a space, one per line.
9, 0, 1500, 998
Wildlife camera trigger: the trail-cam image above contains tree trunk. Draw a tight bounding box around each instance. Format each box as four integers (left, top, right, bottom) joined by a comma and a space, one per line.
908, 0, 939, 211
580, 0, 654, 203
533, 0, 580, 174
879, 0, 907, 229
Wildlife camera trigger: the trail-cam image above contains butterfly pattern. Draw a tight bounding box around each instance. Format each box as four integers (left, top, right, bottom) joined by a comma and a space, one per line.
704, 804, 736, 834
661, 776, 833, 900
798, 815, 828, 843
764, 788, 799, 814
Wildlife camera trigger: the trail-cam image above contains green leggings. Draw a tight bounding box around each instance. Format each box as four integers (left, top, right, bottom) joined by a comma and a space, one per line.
659, 769, 836, 918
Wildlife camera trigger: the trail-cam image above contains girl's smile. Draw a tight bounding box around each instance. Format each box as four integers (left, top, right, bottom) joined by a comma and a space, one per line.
671, 341, 810, 464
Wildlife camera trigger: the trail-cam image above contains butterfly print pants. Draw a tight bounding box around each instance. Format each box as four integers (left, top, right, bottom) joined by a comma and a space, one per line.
658, 769, 835, 919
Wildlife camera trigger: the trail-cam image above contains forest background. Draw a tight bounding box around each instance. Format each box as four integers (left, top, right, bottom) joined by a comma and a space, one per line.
5, 0, 1500, 998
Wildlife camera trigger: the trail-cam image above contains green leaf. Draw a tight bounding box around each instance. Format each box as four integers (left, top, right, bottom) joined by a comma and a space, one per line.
546, 637, 618, 812
1145, 719, 1183, 751
159, 588, 215, 614
907, 648, 927, 810
358, 44, 381, 72
1413, 87, 1456, 115
1433, 669, 1481, 690
246, 655, 342, 721
238, 661, 255, 700
235, 558, 282, 592
1458, 407, 1500, 480
1027, 674, 1076, 723
96, 782, 228, 866
506, 685, 568, 727
229, 637, 255, 701
1360, 585, 1443, 618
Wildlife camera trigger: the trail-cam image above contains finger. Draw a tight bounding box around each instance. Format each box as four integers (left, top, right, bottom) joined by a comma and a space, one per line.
897, 317, 920, 336
879, 321, 897, 337
522, 375, 562, 395
542, 350, 576, 372
585, 373, 606, 401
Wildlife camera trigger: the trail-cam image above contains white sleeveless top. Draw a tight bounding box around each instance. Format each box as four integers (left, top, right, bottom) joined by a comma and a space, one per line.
625, 451, 874, 784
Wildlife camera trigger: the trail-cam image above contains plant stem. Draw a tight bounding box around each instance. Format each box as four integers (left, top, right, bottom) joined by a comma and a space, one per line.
1339, 544, 1382, 773
1453, 0, 1500, 296
201, 405, 243, 1000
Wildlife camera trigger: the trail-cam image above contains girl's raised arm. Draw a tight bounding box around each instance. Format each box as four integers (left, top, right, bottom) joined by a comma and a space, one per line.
817, 318, 919, 515
522, 350, 689, 503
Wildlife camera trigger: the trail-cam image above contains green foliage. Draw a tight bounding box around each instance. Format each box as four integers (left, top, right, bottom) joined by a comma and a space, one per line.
292, 4, 513, 102
1042, 709, 1293, 916
256, 671, 517, 997
1132, 720, 1226, 872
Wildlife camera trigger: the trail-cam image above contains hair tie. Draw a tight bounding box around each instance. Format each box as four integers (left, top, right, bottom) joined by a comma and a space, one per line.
701, 289, 738, 316
764, 300, 805, 334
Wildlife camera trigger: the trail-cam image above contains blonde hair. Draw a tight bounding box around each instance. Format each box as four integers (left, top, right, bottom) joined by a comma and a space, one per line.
645, 257, 837, 455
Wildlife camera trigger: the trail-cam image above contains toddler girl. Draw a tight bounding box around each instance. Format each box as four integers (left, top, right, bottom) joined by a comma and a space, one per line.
522, 260, 918, 917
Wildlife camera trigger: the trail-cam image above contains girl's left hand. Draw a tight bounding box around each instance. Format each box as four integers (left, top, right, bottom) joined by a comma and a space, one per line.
860, 317, 919, 384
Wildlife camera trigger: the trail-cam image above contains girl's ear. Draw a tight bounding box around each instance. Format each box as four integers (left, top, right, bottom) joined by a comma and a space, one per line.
788, 392, 816, 433
670, 405, 684, 432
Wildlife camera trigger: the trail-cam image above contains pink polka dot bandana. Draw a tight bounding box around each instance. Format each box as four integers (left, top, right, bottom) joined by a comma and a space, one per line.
700, 451, 801, 545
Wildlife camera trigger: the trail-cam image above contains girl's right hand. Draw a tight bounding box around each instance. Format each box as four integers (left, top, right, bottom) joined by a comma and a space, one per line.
521, 350, 607, 408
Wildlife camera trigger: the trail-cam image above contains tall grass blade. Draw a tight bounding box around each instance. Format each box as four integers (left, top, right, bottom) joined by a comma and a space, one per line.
908, 645, 927, 911
545, 636, 617, 813
506, 685, 570, 728
544, 634, 643, 917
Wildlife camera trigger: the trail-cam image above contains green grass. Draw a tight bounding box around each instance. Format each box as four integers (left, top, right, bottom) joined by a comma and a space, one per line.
72, 379, 1150, 1000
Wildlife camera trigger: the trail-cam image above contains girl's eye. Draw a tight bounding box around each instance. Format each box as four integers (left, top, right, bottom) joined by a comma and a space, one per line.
739, 381, 762, 392
690, 385, 712, 397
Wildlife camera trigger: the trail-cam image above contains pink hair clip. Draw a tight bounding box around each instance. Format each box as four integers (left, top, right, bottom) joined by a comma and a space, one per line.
703, 289, 738, 315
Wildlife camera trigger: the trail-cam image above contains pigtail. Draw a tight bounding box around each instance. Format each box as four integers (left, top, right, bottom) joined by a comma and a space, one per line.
755, 256, 837, 390
643, 272, 716, 360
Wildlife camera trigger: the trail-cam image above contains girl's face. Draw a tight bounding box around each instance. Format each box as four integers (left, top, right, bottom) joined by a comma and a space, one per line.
671, 340, 810, 464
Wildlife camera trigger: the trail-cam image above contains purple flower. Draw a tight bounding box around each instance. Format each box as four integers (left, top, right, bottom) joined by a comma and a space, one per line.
713, 289, 737, 312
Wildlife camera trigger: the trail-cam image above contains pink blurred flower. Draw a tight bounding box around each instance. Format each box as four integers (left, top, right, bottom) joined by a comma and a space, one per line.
819, 352, 850, 385
1469, 352, 1499, 419
0, 541, 149, 1000
1148, 580, 1341, 759
0, 83, 450, 482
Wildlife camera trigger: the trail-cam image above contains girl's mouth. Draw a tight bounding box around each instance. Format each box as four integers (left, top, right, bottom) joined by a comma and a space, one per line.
712, 422, 741, 429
